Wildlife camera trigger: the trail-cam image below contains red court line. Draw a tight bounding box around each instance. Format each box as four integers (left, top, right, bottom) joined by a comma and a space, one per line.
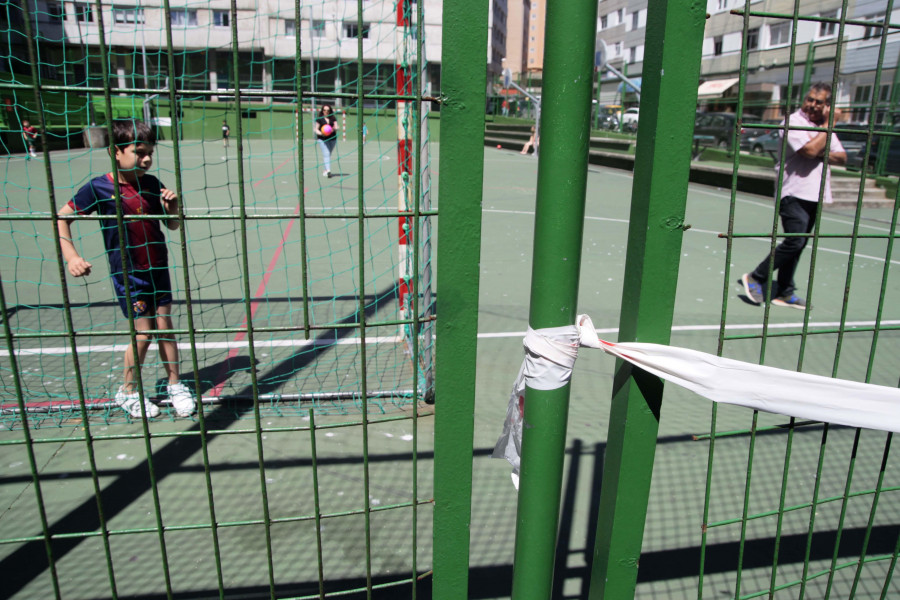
254, 157, 293, 188
206, 200, 302, 399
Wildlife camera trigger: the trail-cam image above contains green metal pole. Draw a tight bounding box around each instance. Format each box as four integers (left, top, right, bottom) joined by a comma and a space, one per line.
509, 0, 598, 598
875, 46, 900, 176
801, 41, 815, 111
432, 0, 487, 596
587, 0, 706, 598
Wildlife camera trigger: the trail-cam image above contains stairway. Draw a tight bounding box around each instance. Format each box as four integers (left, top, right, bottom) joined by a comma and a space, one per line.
830, 175, 892, 207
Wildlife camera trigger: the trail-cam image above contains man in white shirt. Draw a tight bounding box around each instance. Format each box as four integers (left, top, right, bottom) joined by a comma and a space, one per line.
740, 82, 846, 309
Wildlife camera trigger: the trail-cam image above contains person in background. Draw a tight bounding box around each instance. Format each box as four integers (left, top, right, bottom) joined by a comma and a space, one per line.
739, 82, 846, 310
315, 104, 339, 178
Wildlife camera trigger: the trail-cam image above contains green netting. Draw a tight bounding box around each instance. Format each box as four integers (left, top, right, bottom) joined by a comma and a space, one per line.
0, 0, 435, 429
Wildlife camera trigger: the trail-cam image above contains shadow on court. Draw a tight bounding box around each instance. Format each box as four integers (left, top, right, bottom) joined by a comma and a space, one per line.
0, 284, 399, 597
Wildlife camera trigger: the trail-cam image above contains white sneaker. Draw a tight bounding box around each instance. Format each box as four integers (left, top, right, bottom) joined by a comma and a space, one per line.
115, 386, 160, 418
323, 170, 331, 178
167, 382, 196, 417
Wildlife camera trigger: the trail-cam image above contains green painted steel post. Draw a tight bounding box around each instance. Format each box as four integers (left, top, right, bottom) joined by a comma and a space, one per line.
432, 0, 487, 596
587, 0, 706, 598
875, 46, 900, 175
509, 0, 598, 598
801, 41, 815, 110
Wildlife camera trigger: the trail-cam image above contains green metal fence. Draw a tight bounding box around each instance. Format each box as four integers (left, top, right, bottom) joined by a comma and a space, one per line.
0, 0, 484, 598
508, 0, 900, 599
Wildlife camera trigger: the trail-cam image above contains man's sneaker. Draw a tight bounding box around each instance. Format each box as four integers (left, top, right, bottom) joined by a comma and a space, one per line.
740, 273, 764, 304
115, 386, 160, 418
167, 382, 196, 417
772, 294, 807, 310
323, 170, 331, 178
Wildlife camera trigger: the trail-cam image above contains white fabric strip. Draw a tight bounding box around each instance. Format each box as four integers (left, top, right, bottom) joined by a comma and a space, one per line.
493, 314, 900, 487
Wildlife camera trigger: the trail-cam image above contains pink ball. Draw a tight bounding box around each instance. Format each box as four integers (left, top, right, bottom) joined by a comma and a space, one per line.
322, 124, 334, 136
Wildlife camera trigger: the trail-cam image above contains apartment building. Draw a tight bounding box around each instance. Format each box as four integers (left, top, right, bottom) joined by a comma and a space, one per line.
595, 0, 898, 122
6, 0, 443, 104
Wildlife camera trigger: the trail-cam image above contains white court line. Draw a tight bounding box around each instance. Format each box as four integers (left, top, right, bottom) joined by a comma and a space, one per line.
485, 208, 900, 267
477, 320, 900, 339
3, 335, 406, 357
11, 322, 895, 357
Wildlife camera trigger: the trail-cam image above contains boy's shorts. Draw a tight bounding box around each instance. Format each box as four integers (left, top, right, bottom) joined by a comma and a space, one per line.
112, 270, 173, 318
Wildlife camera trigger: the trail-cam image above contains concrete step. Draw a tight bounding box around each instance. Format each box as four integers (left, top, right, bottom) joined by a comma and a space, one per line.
830, 176, 891, 206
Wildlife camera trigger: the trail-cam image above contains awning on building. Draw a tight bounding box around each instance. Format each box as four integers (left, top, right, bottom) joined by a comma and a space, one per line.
617, 77, 642, 93
697, 78, 740, 99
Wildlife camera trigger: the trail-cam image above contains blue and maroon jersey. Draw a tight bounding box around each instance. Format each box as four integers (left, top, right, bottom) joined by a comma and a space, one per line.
67, 173, 169, 280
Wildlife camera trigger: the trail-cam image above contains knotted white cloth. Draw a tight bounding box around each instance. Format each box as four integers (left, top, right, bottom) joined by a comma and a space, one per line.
493, 314, 900, 488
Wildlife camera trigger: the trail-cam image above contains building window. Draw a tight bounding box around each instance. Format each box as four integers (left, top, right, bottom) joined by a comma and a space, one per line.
212, 10, 229, 27
113, 7, 145, 24
48, 2, 64, 22
628, 46, 636, 62
717, 0, 727, 9
614, 41, 621, 55
769, 22, 790, 46
170, 9, 198, 27
746, 27, 759, 49
714, 35, 723, 56
819, 10, 837, 37
631, 11, 639, 29
616, 8, 623, 23
600, 14, 607, 29
71, 3, 93, 22
285, 19, 296, 36
863, 15, 884, 40
344, 22, 370, 38
876, 84, 891, 123
852, 85, 871, 122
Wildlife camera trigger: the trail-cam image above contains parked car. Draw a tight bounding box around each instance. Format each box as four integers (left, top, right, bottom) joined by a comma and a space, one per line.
740, 130, 782, 155
694, 112, 761, 150
739, 120, 780, 153
621, 107, 639, 132
834, 123, 870, 168
859, 124, 900, 174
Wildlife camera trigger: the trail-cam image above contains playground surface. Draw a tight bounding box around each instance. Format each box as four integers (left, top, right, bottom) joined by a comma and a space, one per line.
1, 140, 899, 598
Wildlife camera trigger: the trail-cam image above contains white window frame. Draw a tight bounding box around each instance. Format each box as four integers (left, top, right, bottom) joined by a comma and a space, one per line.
113, 7, 145, 24
212, 10, 229, 27
170, 9, 198, 27
818, 10, 838, 38
343, 22, 370, 39
71, 2, 94, 22
768, 21, 790, 47
746, 27, 759, 49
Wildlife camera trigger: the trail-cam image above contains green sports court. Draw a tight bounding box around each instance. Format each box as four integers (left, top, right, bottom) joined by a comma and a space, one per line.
4, 0, 900, 598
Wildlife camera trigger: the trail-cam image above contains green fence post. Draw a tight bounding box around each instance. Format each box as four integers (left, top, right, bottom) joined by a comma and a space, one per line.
801, 41, 815, 108
508, 0, 598, 598
587, 1, 706, 598
432, 0, 487, 597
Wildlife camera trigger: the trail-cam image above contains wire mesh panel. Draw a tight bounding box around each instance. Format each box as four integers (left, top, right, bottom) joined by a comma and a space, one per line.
698, 2, 900, 598
0, 0, 442, 597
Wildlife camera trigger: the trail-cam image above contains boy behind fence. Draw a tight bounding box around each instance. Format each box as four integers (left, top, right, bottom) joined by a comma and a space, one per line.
57, 119, 196, 418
